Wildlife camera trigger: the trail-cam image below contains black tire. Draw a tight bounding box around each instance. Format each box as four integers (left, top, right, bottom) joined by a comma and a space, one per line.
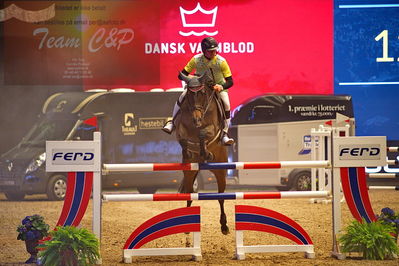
4, 191, 25, 201
47, 174, 67, 201
290, 171, 311, 191
137, 187, 157, 194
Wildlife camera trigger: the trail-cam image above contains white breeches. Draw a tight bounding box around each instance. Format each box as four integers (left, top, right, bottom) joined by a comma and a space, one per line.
219, 90, 230, 111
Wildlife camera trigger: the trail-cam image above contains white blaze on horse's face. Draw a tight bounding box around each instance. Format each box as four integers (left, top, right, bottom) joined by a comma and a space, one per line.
188, 85, 206, 128
193, 108, 203, 128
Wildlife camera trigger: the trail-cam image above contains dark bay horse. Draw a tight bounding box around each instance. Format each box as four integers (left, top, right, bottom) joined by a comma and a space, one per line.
174, 73, 229, 235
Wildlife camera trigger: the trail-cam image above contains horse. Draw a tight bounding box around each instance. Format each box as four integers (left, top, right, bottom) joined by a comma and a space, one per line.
174, 72, 229, 235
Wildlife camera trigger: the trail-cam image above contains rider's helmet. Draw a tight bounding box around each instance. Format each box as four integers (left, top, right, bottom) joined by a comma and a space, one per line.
201, 37, 218, 53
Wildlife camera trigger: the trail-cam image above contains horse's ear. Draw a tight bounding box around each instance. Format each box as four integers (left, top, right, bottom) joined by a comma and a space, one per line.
179, 72, 191, 84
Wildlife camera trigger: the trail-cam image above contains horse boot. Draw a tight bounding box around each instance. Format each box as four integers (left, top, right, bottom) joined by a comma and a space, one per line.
222, 116, 234, 146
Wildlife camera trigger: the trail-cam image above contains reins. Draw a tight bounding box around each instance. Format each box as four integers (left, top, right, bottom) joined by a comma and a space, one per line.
202, 89, 215, 119
188, 86, 215, 122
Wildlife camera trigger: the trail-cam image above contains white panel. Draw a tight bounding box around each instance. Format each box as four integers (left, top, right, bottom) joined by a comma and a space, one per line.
46, 135, 101, 172
333, 136, 387, 167
237, 124, 279, 185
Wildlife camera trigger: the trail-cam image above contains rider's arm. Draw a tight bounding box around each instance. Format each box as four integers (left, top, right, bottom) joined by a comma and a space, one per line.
178, 57, 196, 80
178, 69, 190, 80
184, 57, 196, 74
220, 60, 233, 90
223, 76, 233, 90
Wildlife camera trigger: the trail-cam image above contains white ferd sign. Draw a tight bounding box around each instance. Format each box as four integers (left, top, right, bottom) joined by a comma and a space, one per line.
332, 136, 387, 167
46, 136, 101, 172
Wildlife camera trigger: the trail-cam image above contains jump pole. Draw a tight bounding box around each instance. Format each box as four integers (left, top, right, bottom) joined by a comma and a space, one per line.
103, 160, 330, 173
102, 191, 330, 202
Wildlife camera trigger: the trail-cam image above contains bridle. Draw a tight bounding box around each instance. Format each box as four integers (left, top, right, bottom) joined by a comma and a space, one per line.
187, 85, 215, 124
182, 84, 223, 149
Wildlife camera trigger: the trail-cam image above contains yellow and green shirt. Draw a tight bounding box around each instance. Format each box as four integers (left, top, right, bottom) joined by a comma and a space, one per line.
183, 54, 232, 88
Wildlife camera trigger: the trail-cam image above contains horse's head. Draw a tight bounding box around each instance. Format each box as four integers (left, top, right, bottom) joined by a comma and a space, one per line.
179, 72, 214, 128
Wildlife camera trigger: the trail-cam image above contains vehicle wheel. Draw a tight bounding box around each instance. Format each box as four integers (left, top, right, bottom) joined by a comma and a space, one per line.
4, 191, 25, 201
47, 174, 67, 201
137, 187, 157, 194
291, 171, 311, 191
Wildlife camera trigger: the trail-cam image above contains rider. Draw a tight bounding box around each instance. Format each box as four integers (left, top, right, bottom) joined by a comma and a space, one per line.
162, 37, 234, 145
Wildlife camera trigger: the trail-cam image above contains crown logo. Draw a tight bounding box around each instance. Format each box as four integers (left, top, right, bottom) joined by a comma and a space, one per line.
179, 3, 218, 36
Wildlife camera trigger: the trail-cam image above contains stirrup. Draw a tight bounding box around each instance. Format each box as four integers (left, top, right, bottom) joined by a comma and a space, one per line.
162, 120, 174, 134
222, 133, 234, 146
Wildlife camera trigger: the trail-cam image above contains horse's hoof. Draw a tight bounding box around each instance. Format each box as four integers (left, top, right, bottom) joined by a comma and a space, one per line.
221, 226, 230, 235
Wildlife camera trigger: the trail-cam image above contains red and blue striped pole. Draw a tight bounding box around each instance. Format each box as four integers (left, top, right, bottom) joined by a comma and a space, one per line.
103, 160, 330, 173
102, 191, 329, 202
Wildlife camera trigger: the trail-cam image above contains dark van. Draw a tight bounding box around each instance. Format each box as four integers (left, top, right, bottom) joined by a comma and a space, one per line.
0, 90, 200, 200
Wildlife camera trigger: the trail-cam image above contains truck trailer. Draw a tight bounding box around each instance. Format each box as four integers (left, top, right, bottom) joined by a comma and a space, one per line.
228, 94, 355, 190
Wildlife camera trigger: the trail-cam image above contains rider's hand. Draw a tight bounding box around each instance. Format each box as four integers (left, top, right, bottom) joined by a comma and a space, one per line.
213, 84, 223, 92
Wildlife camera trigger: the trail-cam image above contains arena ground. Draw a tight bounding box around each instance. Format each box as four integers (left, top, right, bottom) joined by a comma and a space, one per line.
0, 189, 398, 265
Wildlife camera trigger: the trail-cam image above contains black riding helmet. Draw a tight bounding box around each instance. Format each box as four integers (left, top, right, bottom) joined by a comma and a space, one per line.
201, 37, 218, 53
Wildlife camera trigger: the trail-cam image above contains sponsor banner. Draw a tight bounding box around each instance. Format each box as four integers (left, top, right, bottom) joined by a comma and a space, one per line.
46, 139, 101, 172
4, 0, 159, 86
333, 136, 387, 167
120, 112, 170, 135
3, 0, 333, 110
51, 149, 95, 165
139, 117, 169, 130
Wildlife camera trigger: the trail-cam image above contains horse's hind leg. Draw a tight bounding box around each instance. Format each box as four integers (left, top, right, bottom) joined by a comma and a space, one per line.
182, 170, 199, 208
213, 169, 229, 235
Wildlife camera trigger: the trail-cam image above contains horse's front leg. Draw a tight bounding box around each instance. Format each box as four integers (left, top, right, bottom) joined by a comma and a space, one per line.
179, 139, 191, 161
213, 169, 229, 235
218, 199, 229, 235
